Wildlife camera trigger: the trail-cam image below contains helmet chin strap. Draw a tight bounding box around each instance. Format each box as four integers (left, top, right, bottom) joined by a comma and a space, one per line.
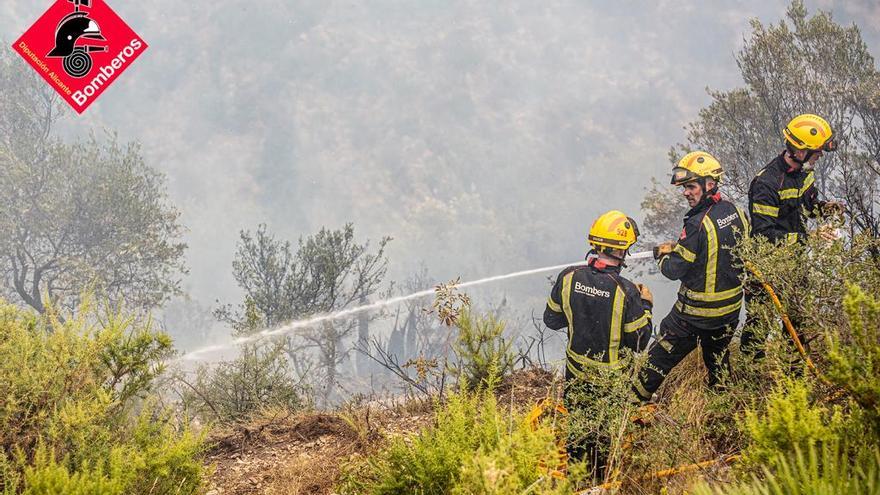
786, 146, 817, 167
592, 247, 627, 267
696, 178, 718, 199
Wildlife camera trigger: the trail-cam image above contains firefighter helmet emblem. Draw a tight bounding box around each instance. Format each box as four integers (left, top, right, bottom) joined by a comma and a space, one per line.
45, 0, 108, 78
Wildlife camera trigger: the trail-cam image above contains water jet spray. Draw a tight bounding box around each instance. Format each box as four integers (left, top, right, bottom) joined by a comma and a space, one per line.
176, 250, 655, 363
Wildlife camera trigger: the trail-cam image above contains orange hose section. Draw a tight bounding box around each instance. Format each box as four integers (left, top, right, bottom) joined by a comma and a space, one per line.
578, 454, 741, 493
571, 263, 843, 493
744, 262, 832, 386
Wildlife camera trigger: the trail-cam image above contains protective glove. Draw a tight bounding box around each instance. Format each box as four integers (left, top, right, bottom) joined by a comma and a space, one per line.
653, 242, 675, 260
819, 201, 845, 217
813, 224, 841, 242
635, 283, 653, 306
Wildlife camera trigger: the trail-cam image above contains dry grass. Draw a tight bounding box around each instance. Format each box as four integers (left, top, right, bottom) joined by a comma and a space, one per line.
205, 368, 554, 494
203, 364, 746, 494
615, 351, 740, 494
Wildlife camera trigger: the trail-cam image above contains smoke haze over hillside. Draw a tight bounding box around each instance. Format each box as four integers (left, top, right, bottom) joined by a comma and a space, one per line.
3, 1, 879, 320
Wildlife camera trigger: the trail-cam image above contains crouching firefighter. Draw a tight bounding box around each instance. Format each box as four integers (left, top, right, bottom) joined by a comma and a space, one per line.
634, 151, 748, 403
543, 210, 652, 478
741, 114, 843, 358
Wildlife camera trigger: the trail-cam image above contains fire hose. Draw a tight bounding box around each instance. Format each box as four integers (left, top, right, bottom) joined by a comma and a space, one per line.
528, 250, 838, 491
576, 454, 741, 493
744, 261, 832, 387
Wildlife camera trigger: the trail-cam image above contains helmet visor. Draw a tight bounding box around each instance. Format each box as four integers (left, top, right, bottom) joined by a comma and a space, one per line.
626, 217, 640, 240
670, 167, 698, 186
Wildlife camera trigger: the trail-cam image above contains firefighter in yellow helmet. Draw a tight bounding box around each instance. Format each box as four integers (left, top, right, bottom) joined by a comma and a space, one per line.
544, 210, 652, 479
633, 151, 749, 403
741, 114, 843, 357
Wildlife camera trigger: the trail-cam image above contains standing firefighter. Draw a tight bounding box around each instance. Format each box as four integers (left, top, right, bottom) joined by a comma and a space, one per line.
543, 210, 652, 477
634, 151, 748, 403
741, 114, 843, 357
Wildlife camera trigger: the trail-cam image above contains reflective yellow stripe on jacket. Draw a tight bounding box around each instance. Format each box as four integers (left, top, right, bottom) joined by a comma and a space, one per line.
802, 172, 815, 192
608, 286, 624, 363
566, 353, 625, 375
562, 272, 626, 367
702, 215, 718, 293
674, 299, 742, 318
778, 188, 799, 200
735, 207, 750, 237
673, 243, 696, 262
753, 203, 779, 217
562, 272, 574, 345
678, 284, 742, 303
778, 172, 814, 200
623, 310, 651, 333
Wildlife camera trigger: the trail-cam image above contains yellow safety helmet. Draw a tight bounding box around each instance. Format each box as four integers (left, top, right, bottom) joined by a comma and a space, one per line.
670, 151, 723, 186
783, 114, 837, 152
588, 210, 640, 251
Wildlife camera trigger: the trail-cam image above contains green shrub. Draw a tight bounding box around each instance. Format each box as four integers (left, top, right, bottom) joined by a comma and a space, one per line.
741, 376, 844, 469
827, 284, 880, 431
693, 443, 880, 495
449, 308, 515, 391
180, 340, 305, 424
17, 444, 131, 495
0, 298, 206, 494
339, 385, 582, 494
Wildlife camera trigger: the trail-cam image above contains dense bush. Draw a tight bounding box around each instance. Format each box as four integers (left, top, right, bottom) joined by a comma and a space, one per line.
180, 340, 307, 424
694, 443, 880, 495
741, 377, 846, 469
339, 384, 584, 494
448, 308, 515, 391
827, 284, 880, 432
0, 299, 206, 494
713, 233, 880, 490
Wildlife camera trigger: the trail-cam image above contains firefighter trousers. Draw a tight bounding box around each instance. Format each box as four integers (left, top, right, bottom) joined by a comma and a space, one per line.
635, 310, 736, 401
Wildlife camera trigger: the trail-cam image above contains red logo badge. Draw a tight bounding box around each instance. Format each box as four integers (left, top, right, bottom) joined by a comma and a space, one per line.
13, 0, 147, 114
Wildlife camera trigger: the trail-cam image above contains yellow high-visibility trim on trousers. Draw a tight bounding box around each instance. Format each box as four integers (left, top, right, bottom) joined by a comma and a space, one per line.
675, 299, 742, 318
702, 215, 718, 293
633, 379, 652, 401
753, 203, 779, 217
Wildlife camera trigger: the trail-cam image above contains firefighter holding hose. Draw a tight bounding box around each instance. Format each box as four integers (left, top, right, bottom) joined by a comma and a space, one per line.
634, 152, 749, 402
740, 114, 844, 358
543, 210, 653, 476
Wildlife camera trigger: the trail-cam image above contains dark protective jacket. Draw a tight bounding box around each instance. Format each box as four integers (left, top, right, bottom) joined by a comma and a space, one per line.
544, 256, 652, 378
658, 192, 749, 330
748, 153, 823, 245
